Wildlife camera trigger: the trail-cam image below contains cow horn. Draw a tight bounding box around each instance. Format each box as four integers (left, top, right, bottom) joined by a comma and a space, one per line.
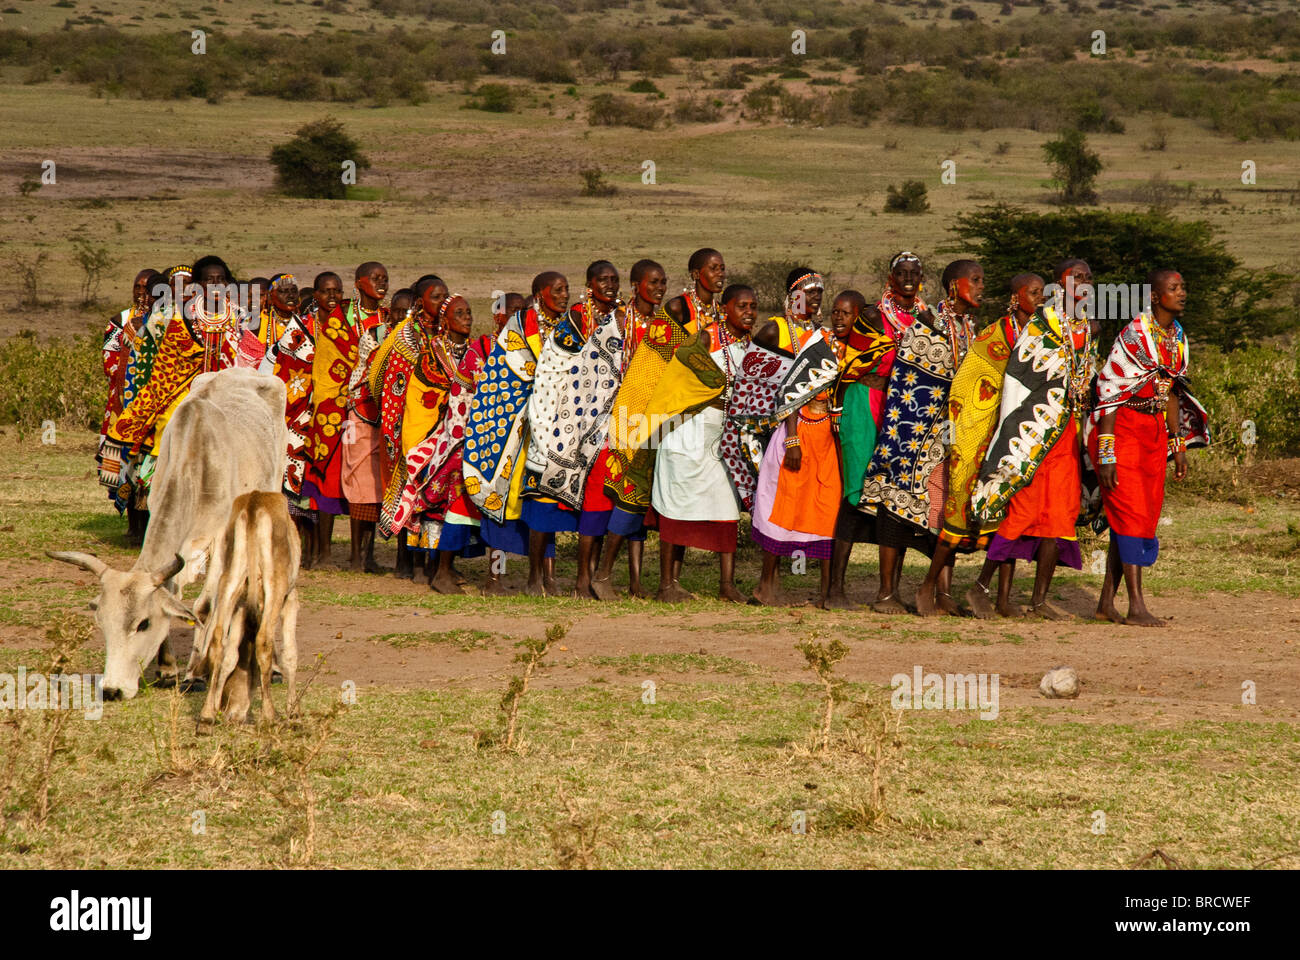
153, 553, 186, 586
47, 550, 108, 578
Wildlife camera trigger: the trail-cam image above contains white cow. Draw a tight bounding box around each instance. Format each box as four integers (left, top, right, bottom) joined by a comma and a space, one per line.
50, 367, 287, 700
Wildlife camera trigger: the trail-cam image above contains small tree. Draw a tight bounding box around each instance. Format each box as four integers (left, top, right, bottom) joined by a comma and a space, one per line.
884, 180, 930, 214
1042, 127, 1102, 204
269, 117, 370, 200
72, 238, 118, 306
579, 167, 617, 197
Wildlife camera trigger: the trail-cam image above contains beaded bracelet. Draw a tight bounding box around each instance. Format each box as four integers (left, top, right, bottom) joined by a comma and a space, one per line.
1097, 433, 1117, 466
784, 437, 801, 449
1168, 434, 1187, 456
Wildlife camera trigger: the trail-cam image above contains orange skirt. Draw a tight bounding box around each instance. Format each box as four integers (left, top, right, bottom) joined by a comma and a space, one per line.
998, 417, 1080, 541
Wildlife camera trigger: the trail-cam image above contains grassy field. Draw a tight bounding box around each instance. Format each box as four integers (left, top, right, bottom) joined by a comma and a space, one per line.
1, 428, 1298, 869
1, 77, 1297, 339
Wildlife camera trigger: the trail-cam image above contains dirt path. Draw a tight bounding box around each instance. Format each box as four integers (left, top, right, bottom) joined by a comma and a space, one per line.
14, 557, 1296, 726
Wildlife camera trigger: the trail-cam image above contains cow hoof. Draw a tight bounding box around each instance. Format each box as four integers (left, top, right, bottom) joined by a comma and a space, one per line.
271, 671, 283, 685
195, 719, 215, 736
178, 677, 207, 693
153, 673, 179, 689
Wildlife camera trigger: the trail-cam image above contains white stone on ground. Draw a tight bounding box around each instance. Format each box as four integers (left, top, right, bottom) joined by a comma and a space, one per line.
1039, 666, 1080, 699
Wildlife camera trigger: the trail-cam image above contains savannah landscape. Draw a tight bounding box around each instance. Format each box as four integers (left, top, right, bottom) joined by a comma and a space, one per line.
0, 0, 1297, 869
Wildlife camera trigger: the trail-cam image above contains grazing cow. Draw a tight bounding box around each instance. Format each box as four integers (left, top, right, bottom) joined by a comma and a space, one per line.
188, 491, 300, 730
49, 368, 287, 700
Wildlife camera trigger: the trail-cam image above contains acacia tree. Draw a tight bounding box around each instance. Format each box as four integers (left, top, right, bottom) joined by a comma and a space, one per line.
1042, 128, 1102, 204
269, 117, 370, 200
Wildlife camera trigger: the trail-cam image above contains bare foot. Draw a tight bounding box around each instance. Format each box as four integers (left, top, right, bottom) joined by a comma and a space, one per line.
364, 557, 385, 574
590, 575, 618, 601
524, 580, 547, 597
394, 561, 414, 580
627, 583, 646, 599
822, 592, 857, 610
543, 578, 558, 597
915, 584, 939, 617
480, 577, 507, 597
936, 592, 961, 617
430, 570, 461, 594
719, 584, 746, 604
1124, 609, 1168, 627
871, 594, 907, 615
1094, 605, 1125, 624
998, 598, 1026, 618
966, 585, 996, 619
350, 556, 366, 573
1028, 600, 1074, 621
750, 585, 781, 606
656, 581, 694, 603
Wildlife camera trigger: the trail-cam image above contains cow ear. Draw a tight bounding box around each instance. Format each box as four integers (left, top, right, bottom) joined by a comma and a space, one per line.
157, 589, 200, 627
47, 551, 108, 578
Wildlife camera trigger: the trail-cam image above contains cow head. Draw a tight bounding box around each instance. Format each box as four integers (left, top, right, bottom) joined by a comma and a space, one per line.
47, 551, 198, 701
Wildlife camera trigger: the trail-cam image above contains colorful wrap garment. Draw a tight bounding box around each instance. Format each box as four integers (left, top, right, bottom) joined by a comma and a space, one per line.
523, 302, 597, 500
264, 313, 316, 497
96, 306, 144, 499
858, 312, 962, 534
751, 327, 844, 559
834, 307, 894, 504
1088, 313, 1209, 566
971, 304, 1095, 531
387, 335, 490, 543
527, 304, 627, 510
602, 306, 695, 512
938, 314, 1026, 550
109, 306, 170, 511
649, 323, 744, 550
303, 303, 365, 511
719, 342, 795, 512
462, 307, 555, 523
340, 303, 390, 522
109, 306, 241, 456
372, 317, 450, 534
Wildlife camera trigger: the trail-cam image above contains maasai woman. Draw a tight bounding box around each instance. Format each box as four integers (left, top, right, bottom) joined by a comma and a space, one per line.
253, 273, 300, 368
462, 272, 566, 595
112, 265, 193, 532
261, 274, 317, 561
340, 261, 391, 573
385, 295, 488, 594
374, 275, 446, 580
97, 268, 161, 535
110, 255, 244, 463
1091, 269, 1209, 626
605, 249, 726, 590
909, 259, 1004, 618
650, 283, 754, 604
825, 290, 890, 608
523, 264, 616, 595
751, 269, 844, 607
972, 259, 1097, 620
524, 261, 632, 598
858, 252, 969, 614
495, 292, 526, 336
303, 263, 385, 567
589, 258, 667, 600
921, 272, 1045, 618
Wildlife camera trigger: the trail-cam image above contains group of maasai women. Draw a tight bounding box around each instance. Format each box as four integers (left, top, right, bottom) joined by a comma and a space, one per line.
94, 248, 1209, 625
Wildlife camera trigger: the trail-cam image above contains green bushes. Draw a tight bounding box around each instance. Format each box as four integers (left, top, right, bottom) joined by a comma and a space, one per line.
0, 330, 105, 433
1192, 345, 1300, 458
586, 93, 663, 129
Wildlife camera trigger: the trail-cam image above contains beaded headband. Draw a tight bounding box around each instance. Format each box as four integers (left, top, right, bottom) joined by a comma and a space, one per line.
889, 252, 921, 272
436, 293, 466, 323
787, 271, 825, 293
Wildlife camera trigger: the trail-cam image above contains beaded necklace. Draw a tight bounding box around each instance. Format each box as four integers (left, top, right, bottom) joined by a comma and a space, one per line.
688, 287, 723, 328
189, 297, 237, 373
621, 298, 653, 372
934, 299, 977, 369
1141, 311, 1178, 409
878, 287, 926, 338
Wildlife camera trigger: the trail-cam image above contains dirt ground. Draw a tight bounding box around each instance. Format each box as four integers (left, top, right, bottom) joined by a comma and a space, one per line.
17, 553, 1298, 728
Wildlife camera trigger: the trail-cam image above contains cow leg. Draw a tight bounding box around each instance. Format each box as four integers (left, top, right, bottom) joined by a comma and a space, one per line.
155, 642, 178, 682
278, 588, 300, 716
197, 586, 242, 731
221, 620, 254, 725
256, 583, 282, 726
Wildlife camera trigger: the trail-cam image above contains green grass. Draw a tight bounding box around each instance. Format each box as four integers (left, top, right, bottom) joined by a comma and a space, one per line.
368, 629, 497, 651
576, 653, 762, 676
